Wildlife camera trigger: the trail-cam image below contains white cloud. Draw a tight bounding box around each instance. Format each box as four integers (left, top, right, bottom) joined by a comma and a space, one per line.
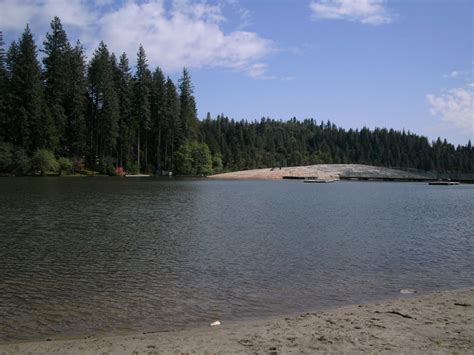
0, 0, 96, 31
1, 0, 273, 77
98, 1, 273, 75
236, 7, 252, 30
93, 0, 115, 6
1, 0, 37, 30
427, 86, 474, 133
224, 0, 253, 29
309, 0, 394, 25
443, 70, 471, 80
447, 70, 460, 78
284, 43, 313, 56
247, 63, 268, 78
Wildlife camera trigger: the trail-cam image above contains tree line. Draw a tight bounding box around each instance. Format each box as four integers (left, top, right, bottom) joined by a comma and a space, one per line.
201, 116, 473, 174
0, 18, 204, 176
0, 18, 472, 176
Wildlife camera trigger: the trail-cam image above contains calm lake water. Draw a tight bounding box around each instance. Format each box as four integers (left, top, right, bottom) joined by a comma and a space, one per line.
0, 178, 473, 342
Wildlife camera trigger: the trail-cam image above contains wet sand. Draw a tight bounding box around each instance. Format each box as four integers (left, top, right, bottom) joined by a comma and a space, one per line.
1, 288, 472, 354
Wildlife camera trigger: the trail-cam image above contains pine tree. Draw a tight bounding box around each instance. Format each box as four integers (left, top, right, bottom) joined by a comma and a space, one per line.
164, 77, 180, 170
115, 52, 133, 167
64, 41, 87, 157
0, 31, 6, 140
151, 66, 166, 170
178, 68, 198, 144
133, 45, 151, 172
42, 17, 71, 153
8, 26, 51, 152
4, 41, 19, 143
87, 41, 119, 170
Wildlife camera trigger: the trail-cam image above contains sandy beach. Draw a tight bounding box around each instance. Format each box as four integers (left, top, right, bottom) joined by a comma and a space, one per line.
1, 288, 472, 354
208, 164, 429, 181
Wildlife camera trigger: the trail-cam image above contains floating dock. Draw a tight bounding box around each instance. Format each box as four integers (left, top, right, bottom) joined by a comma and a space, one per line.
428, 181, 460, 186
303, 179, 337, 183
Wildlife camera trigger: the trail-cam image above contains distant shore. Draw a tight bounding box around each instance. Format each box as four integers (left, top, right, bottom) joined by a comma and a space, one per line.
2, 164, 471, 182
1, 288, 472, 354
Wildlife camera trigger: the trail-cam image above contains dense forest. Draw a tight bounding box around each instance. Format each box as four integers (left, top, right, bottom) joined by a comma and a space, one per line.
0, 18, 473, 176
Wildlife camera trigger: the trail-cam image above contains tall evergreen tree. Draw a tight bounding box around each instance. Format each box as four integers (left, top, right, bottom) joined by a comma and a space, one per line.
4, 41, 19, 143
64, 41, 87, 157
164, 77, 180, 170
178, 68, 198, 144
87, 41, 119, 169
7, 26, 51, 152
151, 66, 166, 170
42, 17, 71, 153
133, 44, 151, 172
0, 31, 6, 140
115, 52, 133, 167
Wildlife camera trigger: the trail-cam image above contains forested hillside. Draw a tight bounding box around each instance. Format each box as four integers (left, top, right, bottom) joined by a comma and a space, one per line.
201, 116, 473, 174
0, 18, 472, 176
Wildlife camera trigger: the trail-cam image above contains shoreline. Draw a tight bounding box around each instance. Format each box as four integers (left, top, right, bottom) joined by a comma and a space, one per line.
1, 288, 472, 354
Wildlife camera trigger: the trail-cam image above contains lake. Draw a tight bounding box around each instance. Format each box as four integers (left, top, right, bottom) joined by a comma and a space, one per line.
0, 178, 473, 342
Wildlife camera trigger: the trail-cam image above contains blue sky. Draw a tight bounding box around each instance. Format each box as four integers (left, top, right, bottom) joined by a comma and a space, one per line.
1, 0, 473, 145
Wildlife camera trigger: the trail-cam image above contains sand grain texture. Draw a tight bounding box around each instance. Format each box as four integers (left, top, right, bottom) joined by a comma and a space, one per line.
1, 289, 473, 354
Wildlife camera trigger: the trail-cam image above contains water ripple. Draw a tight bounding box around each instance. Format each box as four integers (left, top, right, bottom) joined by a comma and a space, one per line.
0, 178, 473, 342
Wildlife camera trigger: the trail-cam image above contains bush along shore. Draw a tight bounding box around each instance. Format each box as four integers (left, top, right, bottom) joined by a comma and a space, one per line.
0, 144, 213, 177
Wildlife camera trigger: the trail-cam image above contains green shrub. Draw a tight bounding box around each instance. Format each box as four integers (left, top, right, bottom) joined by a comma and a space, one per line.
32, 149, 58, 176
192, 143, 213, 176
125, 161, 139, 175
212, 153, 223, 174
0, 143, 13, 173
57, 157, 73, 176
174, 143, 193, 175
100, 156, 116, 175
174, 142, 213, 176
12, 148, 30, 175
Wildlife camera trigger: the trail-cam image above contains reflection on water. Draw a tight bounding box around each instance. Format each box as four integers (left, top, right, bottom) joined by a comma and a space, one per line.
0, 178, 473, 342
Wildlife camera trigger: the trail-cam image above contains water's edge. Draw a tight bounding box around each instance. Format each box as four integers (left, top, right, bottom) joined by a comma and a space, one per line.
2, 286, 473, 346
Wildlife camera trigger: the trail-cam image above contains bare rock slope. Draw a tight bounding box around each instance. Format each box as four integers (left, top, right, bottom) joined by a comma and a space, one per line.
209, 164, 427, 180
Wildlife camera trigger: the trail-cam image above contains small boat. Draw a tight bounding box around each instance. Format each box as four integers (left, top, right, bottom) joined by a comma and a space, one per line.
304, 179, 337, 183
428, 181, 460, 186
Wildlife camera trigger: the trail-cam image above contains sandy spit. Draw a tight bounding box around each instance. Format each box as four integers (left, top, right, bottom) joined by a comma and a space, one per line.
1, 288, 472, 354
208, 164, 428, 180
